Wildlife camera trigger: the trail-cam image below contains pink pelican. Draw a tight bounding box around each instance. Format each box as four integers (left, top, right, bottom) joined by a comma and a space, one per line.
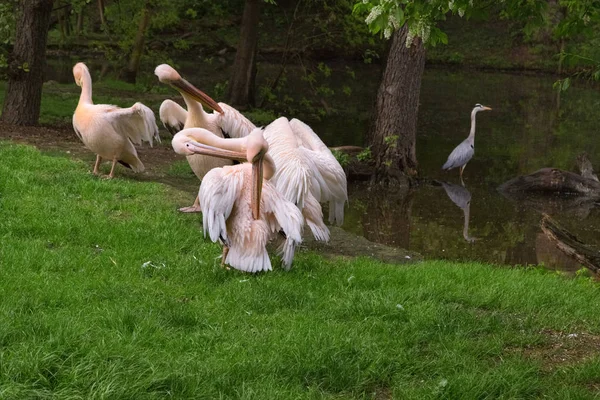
155, 64, 256, 212
157, 75, 347, 234
172, 127, 303, 272
72, 62, 159, 178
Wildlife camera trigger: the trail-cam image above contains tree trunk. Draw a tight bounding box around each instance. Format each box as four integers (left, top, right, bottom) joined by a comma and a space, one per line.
1, 0, 54, 126
541, 214, 600, 274
369, 25, 426, 184
227, 0, 260, 108
98, 0, 106, 26
122, 4, 151, 84
76, 9, 84, 36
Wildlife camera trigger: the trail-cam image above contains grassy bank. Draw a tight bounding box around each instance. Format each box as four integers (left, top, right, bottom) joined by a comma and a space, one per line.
2, 142, 600, 398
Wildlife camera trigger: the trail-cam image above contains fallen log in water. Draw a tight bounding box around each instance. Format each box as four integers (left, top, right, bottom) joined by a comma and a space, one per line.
499, 153, 600, 198
498, 168, 600, 197
540, 214, 600, 274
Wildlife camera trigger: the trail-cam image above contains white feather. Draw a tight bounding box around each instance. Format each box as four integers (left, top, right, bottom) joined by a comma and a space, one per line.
290, 118, 348, 225
216, 103, 256, 138
159, 99, 187, 135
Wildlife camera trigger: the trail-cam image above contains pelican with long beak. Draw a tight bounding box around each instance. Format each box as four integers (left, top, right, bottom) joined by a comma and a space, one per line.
156, 64, 256, 212
172, 128, 303, 273
72, 62, 159, 178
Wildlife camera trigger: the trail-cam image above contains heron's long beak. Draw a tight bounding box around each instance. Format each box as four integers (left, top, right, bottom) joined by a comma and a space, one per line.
251, 149, 266, 220
483, 106, 492, 111
185, 140, 246, 160
172, 79, 224, 113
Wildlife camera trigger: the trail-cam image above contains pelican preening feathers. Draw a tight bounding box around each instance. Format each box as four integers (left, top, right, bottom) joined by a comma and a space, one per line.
172, 127, 303, 272
72, 62, 160, 178
155, 64, 257, 212
70, 61, 348, 273
156, 65, 348, 232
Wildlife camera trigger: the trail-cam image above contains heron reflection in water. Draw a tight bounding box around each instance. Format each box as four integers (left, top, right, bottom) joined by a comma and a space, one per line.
441, 182, 477, 243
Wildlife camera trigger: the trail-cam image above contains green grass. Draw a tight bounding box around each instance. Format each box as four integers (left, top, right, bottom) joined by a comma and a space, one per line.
2, 141, 600, 398
165, 159, 196, 178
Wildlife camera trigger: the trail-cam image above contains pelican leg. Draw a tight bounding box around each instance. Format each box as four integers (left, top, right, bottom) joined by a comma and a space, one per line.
107, 157, 118, 179
92, 155, 102, 175
178, 195, 202, 213
221, 246, 230, 270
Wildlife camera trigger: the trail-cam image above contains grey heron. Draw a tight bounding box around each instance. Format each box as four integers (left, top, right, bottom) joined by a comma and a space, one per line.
442, 104, 492, 183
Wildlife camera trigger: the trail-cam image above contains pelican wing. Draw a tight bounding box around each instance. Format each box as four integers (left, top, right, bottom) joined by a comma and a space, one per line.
302, 193, 330, 242
106, 102, 160, 147
263, 118, 312, 208
261, 181, 304, 270
289, 118, 329, 152
199, 166, 245, 243
290, 118, 348, 225
72, 115, 84, 141
217, 102, 256, 138
159, 99, 187, 135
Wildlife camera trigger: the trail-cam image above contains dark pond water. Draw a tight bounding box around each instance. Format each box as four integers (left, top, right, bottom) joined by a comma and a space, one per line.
46, 58, 600, 271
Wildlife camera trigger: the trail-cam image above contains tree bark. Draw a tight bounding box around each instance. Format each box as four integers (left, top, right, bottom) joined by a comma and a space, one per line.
76, 7, 84, 36
97, 0, 106, 26
369, 25, 426, 184
541, 214, 600, 274
122, 4, 151, 84
1, 0, 54, 126
227, 0, 260, 108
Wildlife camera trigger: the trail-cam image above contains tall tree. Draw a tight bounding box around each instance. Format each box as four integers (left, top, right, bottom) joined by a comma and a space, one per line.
370, 25, 425, 183
1, 0, 54, 126
122, 2, 152, 83
227, 0, 261, 108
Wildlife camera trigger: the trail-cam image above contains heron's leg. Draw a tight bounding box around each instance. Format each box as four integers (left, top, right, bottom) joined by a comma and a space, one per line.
221, 245, 230, 269
92, 155, 102, 175
107, 157, 118, 179
178, 195, 202, 213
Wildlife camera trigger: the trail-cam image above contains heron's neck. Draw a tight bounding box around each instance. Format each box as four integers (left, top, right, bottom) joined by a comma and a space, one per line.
468, 110, 477, 140
78, 70, 93, 106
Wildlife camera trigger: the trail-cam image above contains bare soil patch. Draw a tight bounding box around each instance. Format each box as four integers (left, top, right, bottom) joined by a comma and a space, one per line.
509, 329, 600, 371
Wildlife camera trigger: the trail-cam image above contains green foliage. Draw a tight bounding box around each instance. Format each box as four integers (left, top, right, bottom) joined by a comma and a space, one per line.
383, 134, 398, 147
331, 149, 351, 167
259, 61, 340, 121
243, 108, 278, 127
356, 146, 372, 162
353, 0, 600, 61
353, 0, 472, 45
3, 142, 600, 398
